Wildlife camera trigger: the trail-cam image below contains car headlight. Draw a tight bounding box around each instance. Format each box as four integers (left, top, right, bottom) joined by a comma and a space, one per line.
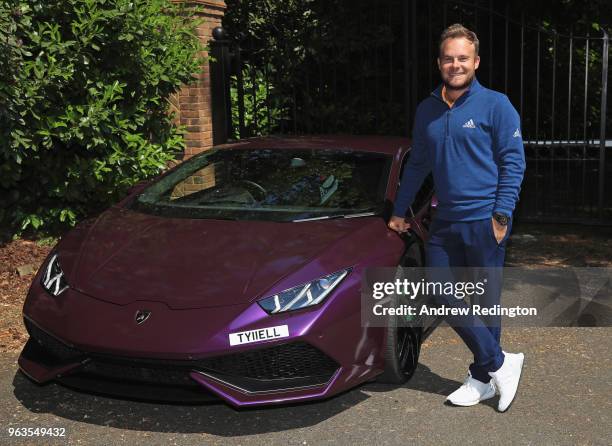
258, 269, 350, 314
41, 253, 69, 296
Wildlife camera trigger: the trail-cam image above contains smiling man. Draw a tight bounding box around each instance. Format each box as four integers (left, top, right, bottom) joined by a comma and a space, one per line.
388, 24, 526, 412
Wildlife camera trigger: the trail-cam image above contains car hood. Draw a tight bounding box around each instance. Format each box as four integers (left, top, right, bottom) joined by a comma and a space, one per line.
71, 207, 373, 309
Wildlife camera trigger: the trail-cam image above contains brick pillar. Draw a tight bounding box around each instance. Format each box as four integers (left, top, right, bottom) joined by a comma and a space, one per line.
171, 0, 226, 159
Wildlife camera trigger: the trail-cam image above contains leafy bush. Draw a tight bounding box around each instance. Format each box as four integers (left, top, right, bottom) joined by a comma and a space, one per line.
0, 0, 205, 235
230, 63, 289, 137
223, 0, 403, 136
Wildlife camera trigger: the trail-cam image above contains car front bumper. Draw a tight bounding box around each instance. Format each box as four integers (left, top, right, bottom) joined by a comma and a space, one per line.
19, 274, 385, 407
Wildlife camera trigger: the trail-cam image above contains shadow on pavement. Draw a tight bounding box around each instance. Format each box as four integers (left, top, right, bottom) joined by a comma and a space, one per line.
363, 363, 498, 410
12, 371, 370, 436
364, 363, 461, 396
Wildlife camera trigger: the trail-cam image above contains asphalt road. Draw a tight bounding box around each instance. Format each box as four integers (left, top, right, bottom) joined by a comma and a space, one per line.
0, 327, 610, 446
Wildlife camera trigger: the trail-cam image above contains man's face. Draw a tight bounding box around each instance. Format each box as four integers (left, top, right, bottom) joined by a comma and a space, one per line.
437, 37, 480, 91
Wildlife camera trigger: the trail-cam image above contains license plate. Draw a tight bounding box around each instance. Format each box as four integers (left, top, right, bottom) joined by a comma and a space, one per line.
229, 325, 289, 346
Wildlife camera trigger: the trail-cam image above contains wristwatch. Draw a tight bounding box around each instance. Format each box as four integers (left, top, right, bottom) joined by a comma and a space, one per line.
493, 212, 510, 226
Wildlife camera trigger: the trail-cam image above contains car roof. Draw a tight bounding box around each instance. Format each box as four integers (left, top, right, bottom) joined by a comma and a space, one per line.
213, 135, 411, 155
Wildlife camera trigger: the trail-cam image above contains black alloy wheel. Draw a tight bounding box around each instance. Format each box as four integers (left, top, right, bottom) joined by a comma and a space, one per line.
377, 239, 424, 384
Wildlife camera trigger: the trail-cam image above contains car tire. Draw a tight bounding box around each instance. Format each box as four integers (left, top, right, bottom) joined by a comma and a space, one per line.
378, 323, 421, 384
377, 239, 424, 384
399, 237, 424, 267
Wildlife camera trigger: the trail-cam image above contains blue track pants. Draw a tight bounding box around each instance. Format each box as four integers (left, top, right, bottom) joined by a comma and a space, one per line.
426, 217, 511, 383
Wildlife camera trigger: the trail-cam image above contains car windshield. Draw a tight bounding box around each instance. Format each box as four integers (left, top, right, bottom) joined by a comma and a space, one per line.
131, 147, 392, 222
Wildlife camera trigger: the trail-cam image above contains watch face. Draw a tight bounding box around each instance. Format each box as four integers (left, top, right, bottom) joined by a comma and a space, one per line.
494, 214, 509, 225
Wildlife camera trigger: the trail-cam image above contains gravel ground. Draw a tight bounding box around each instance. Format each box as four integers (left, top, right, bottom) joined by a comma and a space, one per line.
0, 327, 610, 445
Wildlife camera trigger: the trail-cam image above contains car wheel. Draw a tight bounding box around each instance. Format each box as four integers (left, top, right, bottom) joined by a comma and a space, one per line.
399, 237, 424, 267
378, 323, 421, 384
378, 239, 423, 384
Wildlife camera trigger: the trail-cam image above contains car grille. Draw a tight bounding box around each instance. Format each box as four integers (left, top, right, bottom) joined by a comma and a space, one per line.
24, 318, 200, 398
191, 341, 340, 393
25, 319, 82, 362
197, 341, 338, 380
24, 319, 339, 396
80, 359, 199, 387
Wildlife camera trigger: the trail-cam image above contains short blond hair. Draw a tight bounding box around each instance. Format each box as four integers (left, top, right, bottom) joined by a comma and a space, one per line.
439, 23, 479, 55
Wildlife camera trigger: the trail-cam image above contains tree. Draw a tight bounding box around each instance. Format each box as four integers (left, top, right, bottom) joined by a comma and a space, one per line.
0, 0, 204, 235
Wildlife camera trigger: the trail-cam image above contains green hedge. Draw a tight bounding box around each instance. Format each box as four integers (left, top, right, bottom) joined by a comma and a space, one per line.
0, 0, 204, 236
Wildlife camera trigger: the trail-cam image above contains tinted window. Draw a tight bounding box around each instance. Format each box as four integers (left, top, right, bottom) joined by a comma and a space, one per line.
131, 148, 392, 222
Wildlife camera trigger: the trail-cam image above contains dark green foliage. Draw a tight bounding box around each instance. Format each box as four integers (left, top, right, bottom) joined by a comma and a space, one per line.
224, 0, 404, 137
230, 64, 289, 138
0, 0, 204, 235
223, 0, 610, 139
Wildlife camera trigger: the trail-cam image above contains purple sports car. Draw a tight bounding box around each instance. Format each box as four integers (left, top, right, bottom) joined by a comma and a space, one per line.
18, 136, 437, 407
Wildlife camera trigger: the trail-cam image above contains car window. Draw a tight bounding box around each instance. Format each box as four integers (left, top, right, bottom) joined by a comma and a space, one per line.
131, 148, 392, 222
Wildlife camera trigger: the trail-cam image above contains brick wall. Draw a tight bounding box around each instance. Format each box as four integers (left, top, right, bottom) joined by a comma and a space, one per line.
171, 0, 226, 159
170, 164, 217, 199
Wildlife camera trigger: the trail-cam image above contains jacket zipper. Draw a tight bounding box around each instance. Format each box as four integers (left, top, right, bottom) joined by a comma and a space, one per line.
431, 91, 452, 139
432, 82, 480, 140
445, 111, 450, 139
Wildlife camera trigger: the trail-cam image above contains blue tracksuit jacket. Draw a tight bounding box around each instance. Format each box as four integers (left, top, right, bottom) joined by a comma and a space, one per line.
393, 78, 526, 221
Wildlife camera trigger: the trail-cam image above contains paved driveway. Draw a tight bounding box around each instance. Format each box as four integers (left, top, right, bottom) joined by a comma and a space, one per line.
1, 327, 610, 445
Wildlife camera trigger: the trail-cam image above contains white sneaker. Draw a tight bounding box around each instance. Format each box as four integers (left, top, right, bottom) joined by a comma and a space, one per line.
446, 372, 496, 406
488, 352, 525, 412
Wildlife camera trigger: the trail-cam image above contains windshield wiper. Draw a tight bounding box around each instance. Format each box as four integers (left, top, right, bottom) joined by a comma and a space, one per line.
342, 211, 377, 219
198, 200, 253, 205
293, 215, 332, 222
293, 211, 377, 222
